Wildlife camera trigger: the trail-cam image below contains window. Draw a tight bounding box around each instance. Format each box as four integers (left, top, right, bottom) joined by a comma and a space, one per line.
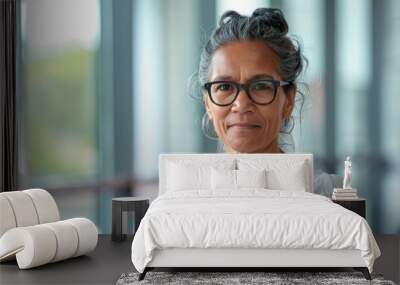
17, 0, 125, 234
19, 0, 100, 185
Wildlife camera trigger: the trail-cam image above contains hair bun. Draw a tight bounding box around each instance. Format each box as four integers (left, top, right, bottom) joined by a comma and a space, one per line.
251, 8, 288, 36
219, 10, 242, 27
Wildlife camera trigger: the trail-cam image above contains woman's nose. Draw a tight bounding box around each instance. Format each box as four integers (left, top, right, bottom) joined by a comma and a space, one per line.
231, 88, 254, 112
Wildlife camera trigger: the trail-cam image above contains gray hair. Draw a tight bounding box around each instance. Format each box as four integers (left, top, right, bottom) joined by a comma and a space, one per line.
195, 8, 308, 152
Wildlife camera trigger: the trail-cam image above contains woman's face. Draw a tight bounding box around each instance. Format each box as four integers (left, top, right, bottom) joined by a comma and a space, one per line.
204, 40, 296, 153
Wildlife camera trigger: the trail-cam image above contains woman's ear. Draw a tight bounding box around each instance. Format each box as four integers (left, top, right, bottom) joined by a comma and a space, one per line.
283, 85, 296, 120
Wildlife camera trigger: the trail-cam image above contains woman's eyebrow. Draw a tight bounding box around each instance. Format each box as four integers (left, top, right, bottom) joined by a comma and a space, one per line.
212, 75, 235, 81
248, 74, 274, 81
211, 74, 274, 82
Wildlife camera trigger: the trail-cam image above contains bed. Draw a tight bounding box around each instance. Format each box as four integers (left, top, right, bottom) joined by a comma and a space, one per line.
131, 153, 381, 281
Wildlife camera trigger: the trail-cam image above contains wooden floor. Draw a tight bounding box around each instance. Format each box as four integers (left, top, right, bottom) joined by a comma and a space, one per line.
374, 234, 400, 284
0, 235, 398, 285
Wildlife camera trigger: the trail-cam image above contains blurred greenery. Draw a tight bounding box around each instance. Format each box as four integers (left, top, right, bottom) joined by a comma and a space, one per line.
26, 48, 97, 180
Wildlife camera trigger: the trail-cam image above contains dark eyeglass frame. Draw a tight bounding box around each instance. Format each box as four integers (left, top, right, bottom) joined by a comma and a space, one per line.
203, 79, 293, 106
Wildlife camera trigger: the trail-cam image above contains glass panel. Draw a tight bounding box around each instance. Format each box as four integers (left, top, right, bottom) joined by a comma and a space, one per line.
133, 0, 203, 180
133, 0, 166, 180
20, 0, 100, 184
335, 0, 371, 157
283, 0, 325, 156
381, 0, 400, 233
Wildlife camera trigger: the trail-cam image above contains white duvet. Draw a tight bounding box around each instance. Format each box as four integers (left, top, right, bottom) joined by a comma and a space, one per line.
131, 189, 380, 273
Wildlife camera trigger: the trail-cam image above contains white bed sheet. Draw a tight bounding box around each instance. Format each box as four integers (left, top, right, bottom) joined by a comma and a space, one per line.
131, 189, 380, 273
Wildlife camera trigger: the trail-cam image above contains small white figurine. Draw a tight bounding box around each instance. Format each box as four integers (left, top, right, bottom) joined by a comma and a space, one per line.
343, 156, 352, 190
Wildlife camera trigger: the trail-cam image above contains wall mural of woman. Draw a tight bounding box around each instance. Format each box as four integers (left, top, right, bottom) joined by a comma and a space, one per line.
194, 8, 342, 197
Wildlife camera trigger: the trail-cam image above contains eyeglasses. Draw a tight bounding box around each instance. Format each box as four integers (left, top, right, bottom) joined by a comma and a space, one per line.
204, 79, 292, 106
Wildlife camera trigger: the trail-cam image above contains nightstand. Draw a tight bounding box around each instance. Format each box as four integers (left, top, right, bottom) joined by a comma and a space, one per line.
332, 198, 366, 218
112, 197, 150, 242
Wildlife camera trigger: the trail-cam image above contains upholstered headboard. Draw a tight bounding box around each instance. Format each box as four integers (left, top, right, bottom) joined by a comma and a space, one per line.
158, 153, 314, 195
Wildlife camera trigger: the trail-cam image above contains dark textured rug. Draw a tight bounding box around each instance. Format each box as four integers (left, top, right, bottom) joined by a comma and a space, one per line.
116, 271, 396, 285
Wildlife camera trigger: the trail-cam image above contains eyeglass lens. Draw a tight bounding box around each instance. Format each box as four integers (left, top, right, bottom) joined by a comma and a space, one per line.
210, 80, 275, 105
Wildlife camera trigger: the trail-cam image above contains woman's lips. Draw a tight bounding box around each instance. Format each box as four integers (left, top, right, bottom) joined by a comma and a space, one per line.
228, 123, 260, 129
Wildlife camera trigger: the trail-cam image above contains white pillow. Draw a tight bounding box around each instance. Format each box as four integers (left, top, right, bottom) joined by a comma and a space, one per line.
167, 159, 235, 191
211, 168, 267, 190
266, 161, 308, 191
238, 159, 309, 191
168, 162, 209, 191
236, 169, 267, 188
211, 168, 236, 190
267, 168, 306, 191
